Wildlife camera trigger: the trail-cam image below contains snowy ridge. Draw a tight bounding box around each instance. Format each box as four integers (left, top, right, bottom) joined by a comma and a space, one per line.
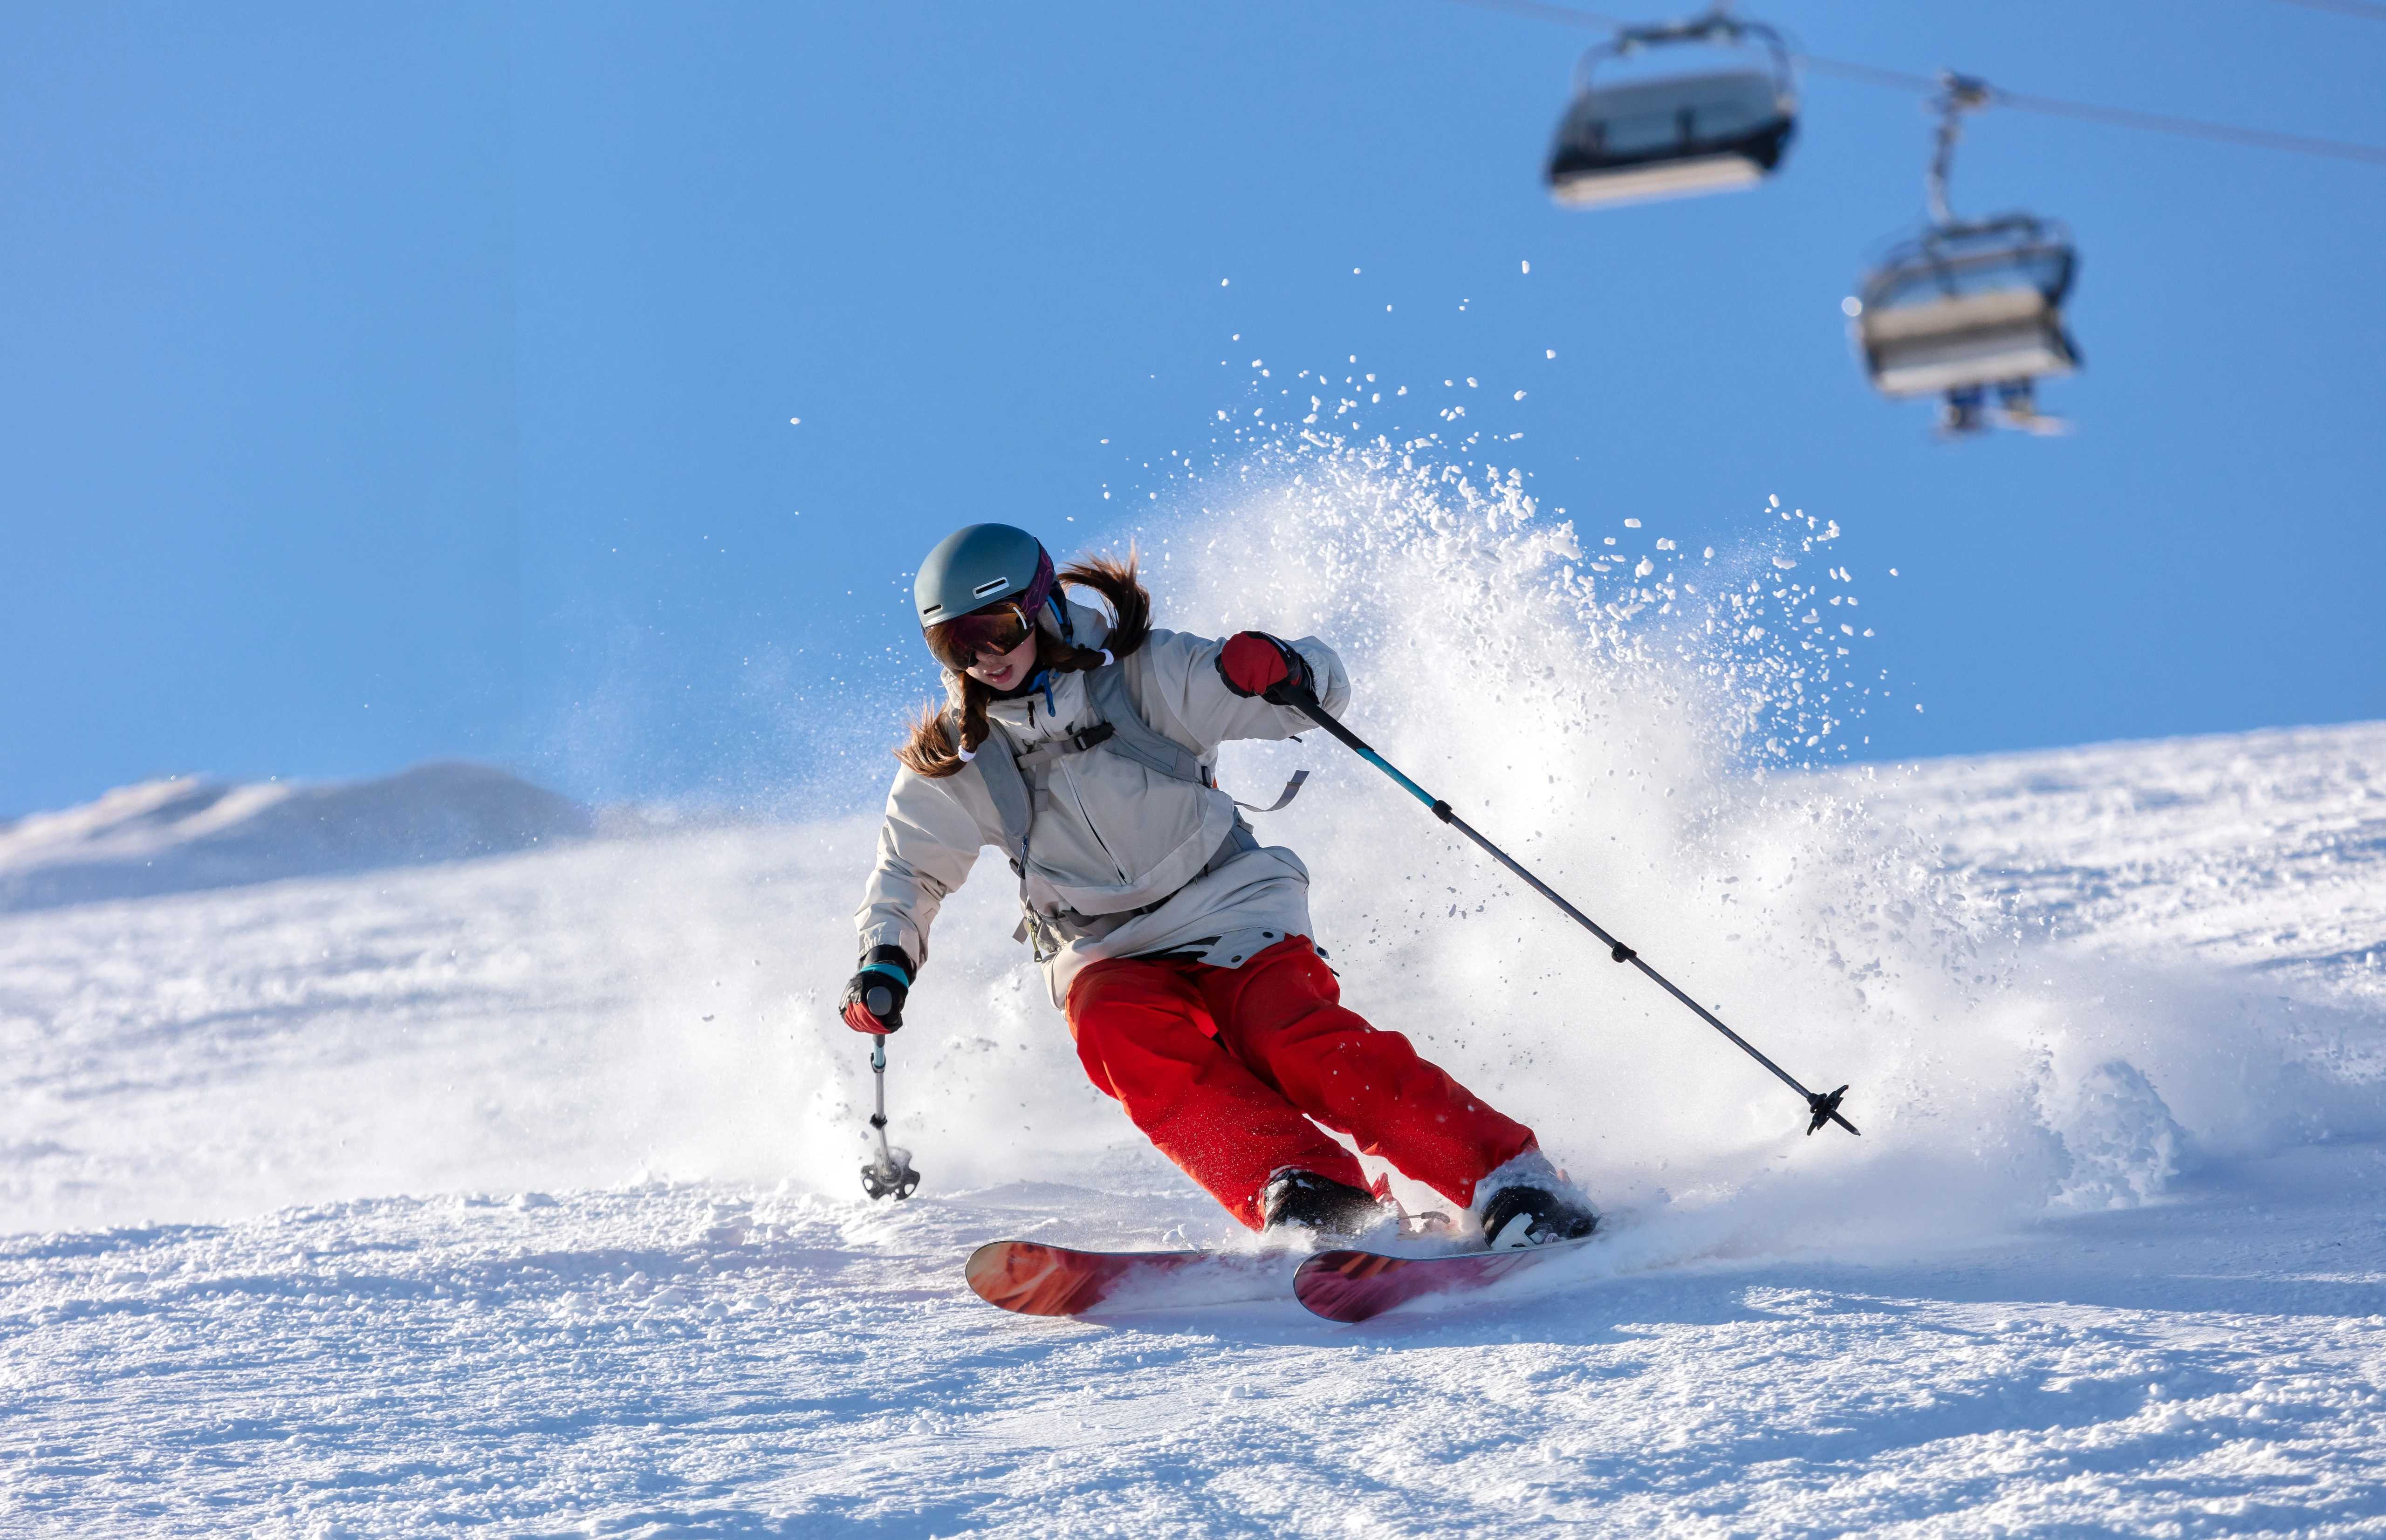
0, 762, 595, 912
4, 441, 2383, 1534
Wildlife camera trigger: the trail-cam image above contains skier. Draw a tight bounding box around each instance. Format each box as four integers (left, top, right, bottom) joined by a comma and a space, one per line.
841, 523, 1597, 1249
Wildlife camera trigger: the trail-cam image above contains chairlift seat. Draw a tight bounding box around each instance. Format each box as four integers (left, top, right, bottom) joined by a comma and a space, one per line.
1548, 68, 1795, 209
1853, 220, 2080, 398
1859, 291, 2077, 397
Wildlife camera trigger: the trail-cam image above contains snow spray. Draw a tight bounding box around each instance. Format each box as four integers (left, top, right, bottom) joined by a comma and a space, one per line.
14, 428, 2382, 1260
750, 426, 2386, 1266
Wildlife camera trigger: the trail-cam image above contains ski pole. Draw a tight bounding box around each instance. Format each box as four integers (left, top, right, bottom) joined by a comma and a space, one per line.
859, 1034, 921, 1200
1281, 685, 1858, 1138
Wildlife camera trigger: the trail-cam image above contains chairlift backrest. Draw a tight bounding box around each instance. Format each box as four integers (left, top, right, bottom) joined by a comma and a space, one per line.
1861, 224, 2075, 312
1567, 70, 1790, 158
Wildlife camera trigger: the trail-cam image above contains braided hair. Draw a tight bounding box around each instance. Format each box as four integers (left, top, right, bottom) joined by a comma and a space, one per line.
896, 552, 1152, 778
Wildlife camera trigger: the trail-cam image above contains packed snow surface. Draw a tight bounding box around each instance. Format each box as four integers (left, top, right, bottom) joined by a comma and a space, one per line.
5, 454, 2383, 1535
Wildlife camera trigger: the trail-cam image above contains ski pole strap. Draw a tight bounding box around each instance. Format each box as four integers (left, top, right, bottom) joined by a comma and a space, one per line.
1232, 768, 1310, 814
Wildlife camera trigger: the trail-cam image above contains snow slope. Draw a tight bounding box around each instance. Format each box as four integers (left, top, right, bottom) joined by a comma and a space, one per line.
0, 763, 594, 913
5, 449, 2383, 1536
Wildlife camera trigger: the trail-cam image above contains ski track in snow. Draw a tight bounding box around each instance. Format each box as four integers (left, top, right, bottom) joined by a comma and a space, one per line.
5, 720, 2382, 1537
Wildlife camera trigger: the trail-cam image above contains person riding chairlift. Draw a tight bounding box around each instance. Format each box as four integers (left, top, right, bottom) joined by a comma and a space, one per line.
840, 523, 1598, 1249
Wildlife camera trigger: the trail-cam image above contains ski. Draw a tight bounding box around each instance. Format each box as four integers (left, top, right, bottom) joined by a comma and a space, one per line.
964, 1239, 1293, 1317
1293, 1238, 1599, 1323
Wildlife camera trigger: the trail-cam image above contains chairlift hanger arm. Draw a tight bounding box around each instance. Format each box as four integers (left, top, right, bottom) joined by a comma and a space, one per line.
1614, 8, 1768, 49
1575, 7, 1795, 93
1925, 71, 1995, 226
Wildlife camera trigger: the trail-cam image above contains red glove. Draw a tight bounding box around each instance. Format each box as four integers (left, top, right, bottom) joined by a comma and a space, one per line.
1217, 632, 1314, 702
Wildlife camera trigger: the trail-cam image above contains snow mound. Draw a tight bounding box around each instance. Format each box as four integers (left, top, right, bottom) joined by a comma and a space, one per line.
0, 763, 595, 912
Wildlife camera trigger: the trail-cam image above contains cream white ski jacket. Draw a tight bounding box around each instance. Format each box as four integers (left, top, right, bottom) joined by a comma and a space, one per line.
854, 600, 1351, 1006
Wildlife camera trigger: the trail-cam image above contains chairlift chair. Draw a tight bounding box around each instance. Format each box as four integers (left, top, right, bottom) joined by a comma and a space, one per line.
1546, 11, 1798, 210
1851, 216, 2079, 400
1847, 74, 2081, 435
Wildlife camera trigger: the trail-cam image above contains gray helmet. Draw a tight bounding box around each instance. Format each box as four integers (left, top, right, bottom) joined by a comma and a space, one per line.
914, 524, 1056, 629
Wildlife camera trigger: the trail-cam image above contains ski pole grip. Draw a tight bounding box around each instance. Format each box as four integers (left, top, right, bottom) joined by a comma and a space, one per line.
864, 984, 895, 1018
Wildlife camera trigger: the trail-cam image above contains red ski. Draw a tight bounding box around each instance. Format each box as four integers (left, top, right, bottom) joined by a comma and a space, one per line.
964, 1239, 1292, 1317
1293, 1238, 1598, 1323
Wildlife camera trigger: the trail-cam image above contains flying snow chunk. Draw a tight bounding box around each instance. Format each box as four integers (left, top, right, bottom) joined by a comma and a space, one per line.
2046, 1060, 2190, 1210
1521, 260, 1531, 274
1773, 555, 1799, 569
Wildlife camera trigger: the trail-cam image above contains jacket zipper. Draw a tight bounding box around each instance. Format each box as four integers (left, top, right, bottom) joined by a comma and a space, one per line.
1058, 759, 1132, 884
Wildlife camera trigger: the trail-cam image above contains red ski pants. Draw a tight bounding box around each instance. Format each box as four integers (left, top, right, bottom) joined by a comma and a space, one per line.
1064, 935, 1536, 1230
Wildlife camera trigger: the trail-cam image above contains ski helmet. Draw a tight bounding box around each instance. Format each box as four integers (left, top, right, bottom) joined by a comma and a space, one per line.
914, 524, 1056, 632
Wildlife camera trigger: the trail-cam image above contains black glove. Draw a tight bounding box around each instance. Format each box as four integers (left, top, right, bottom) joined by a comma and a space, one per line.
840, 945, 913, 1035
1216, 631, 1315, 705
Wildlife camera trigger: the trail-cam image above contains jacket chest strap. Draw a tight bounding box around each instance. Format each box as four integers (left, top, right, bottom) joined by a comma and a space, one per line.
1010, 721, 1116, 775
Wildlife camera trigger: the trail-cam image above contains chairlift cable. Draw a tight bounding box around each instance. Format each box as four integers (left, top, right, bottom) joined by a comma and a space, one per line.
1982, 84, 2386, 165
1433, 0, 2386, 166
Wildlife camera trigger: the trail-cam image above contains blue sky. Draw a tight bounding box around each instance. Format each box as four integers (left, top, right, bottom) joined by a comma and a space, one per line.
6, 0, 2382, 816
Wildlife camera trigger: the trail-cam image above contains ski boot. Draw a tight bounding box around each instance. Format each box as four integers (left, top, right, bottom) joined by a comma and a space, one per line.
1937, 385, 1987, 437
1261, 1169, 1397, 1244
1474, 1151, 1599, 1250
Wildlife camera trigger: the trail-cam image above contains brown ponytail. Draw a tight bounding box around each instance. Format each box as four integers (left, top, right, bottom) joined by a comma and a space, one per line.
895, 550, 1154, 777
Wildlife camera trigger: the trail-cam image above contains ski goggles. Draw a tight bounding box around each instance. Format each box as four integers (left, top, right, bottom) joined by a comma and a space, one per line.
926, 601, 1036, 670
